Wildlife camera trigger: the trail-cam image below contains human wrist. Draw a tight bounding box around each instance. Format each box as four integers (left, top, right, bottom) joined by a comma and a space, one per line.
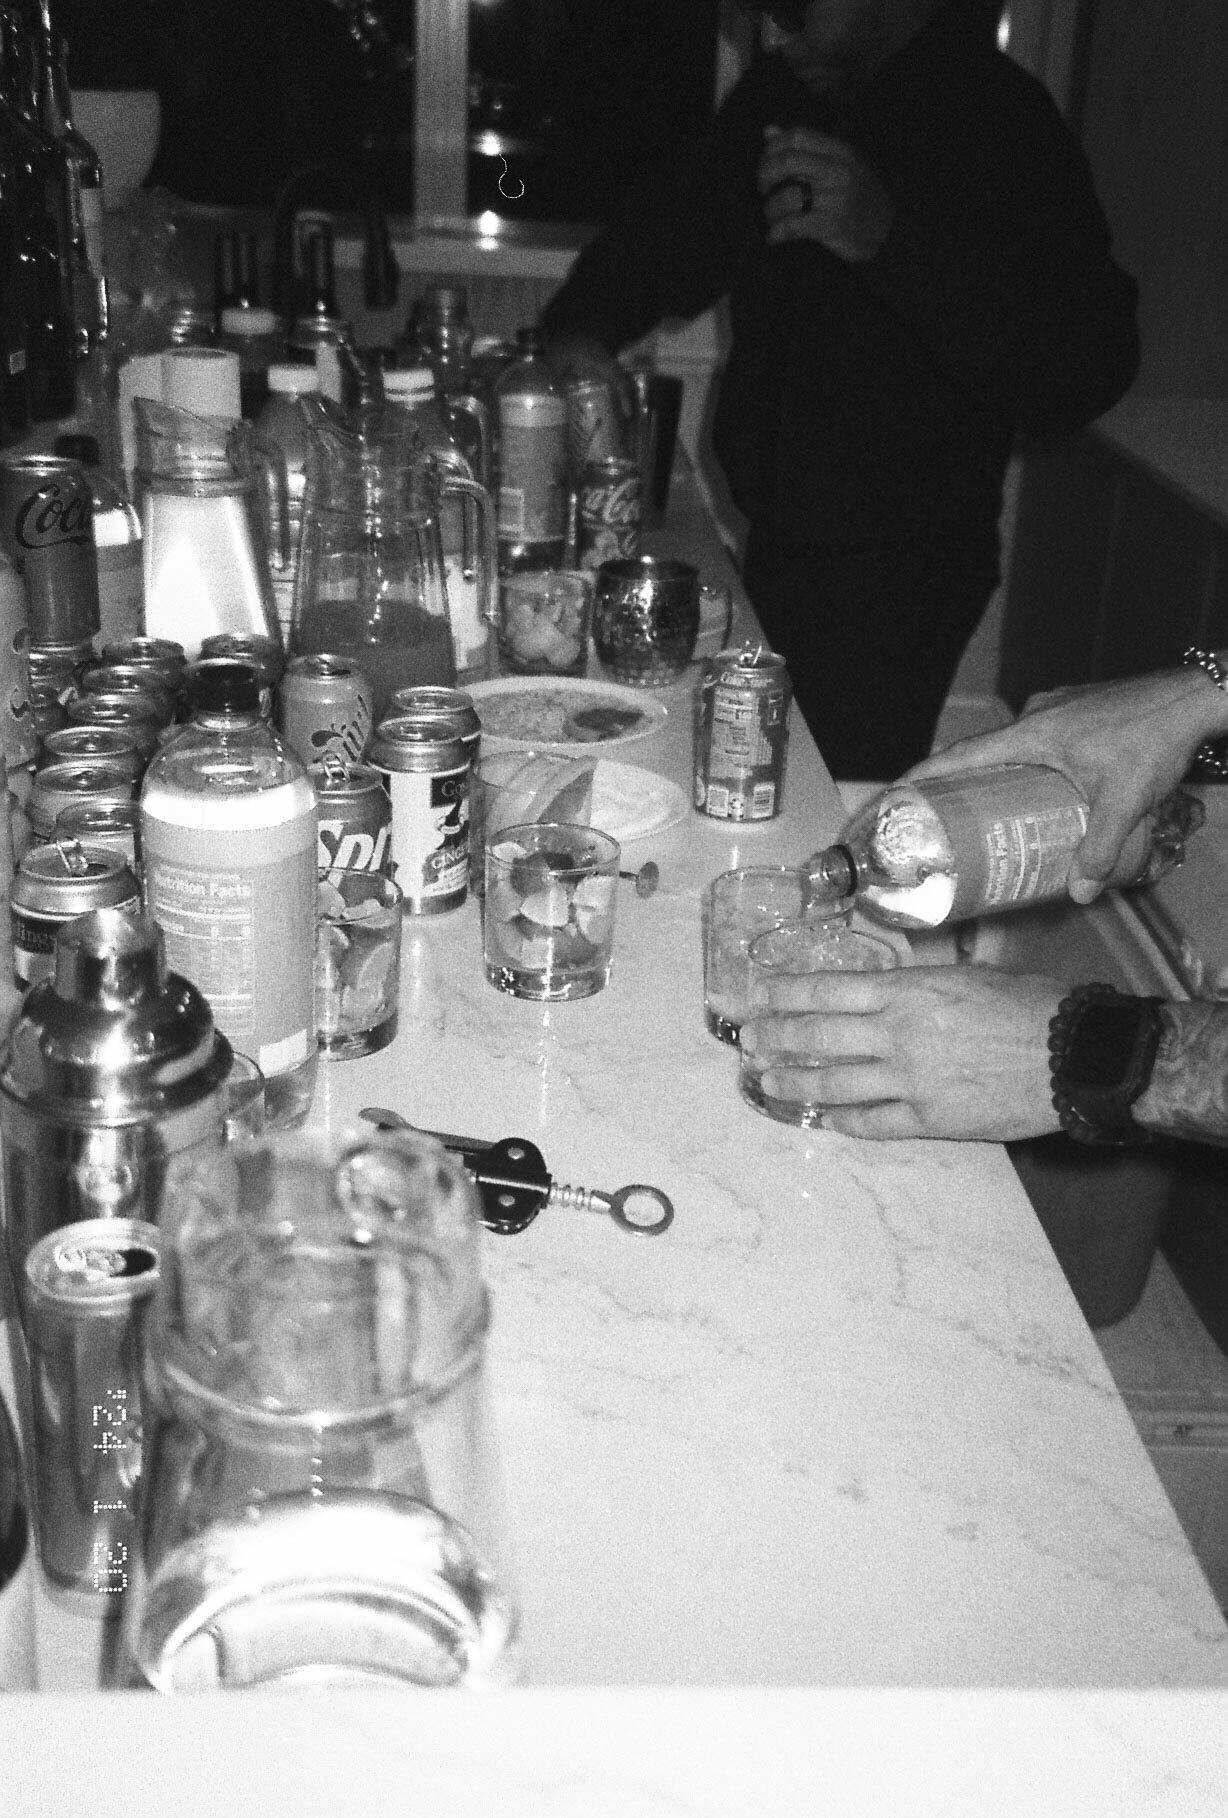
1047, 984, 1163, 1146
1132, 1000, 1228, 1144
1181, 649, 1228, 778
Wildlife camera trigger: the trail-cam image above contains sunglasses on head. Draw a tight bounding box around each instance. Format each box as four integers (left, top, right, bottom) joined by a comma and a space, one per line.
739, 0, 809, 33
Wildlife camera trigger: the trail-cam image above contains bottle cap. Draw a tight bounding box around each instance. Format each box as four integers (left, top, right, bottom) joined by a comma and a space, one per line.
188, 659, 261, 716
267, 362, 318, 395
220, 305, 279, 338
383, 365, 435, 401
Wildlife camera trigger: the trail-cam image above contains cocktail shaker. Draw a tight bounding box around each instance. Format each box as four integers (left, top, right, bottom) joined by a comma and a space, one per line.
0, 907, 232, 1315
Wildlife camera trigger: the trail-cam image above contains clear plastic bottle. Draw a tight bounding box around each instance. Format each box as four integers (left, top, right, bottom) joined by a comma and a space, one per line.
54, 431, 142, 644
804, 764, 1199, 932
140, 659, 318, 1126
494, 326, 568, 576
383, 363, 490, 677
256, 363, 318, 643
218, 305, 283, 420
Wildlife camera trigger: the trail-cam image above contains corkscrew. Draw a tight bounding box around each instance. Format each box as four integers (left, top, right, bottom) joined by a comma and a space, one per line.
358, 1108, 674, 1237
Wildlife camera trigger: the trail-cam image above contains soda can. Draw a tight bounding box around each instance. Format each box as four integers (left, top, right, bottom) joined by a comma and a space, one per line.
693, 644, 792, 823
23, 1217, 160, 1595
28, 760, 139, 845
66, 691, 163, 762
82, 663, 177, 727
0, 550, 36, 767
38, 724, 145, 777
369, 713, 470, 914
386, 685, 481, 767
280, 653, 374, 766
309, 754, 392, 878
0, 456, 100, 646
53, 800, 142, 875
576, 455, 642, 571
28, 638, 92, 701
10, 842, 142, 988
566, 377, 624, 474
99, 636, 187, 692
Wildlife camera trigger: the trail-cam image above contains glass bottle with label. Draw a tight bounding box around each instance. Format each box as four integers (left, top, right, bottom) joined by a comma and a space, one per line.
256, 363, 317, 642
494, 326, 567, 576
804, 764, 1201, 931
33, 9, 107, 352
140, 660, 318, 1127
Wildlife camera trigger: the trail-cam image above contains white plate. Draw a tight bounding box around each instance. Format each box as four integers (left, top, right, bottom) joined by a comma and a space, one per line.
468, 676, 669, 753
478, 751, 688, 846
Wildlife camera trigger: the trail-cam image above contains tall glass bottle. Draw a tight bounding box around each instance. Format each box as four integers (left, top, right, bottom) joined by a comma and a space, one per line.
803, 765, 1200, 931
34, 9, 106, 352
140, 660, 318, 1127
0, 138, 31, 445
0, 2, 74, 419
494, 326, 568, 576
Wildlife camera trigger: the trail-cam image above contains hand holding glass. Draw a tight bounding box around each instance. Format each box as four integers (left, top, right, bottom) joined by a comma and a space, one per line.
739, 919, 897, 1125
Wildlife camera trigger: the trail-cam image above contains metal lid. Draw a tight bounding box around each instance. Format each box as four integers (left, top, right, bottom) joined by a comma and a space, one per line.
308, 755, 385, 800
24, 1217, 160, 1312
370, 715, 469, 772
0, 909, 232, 1130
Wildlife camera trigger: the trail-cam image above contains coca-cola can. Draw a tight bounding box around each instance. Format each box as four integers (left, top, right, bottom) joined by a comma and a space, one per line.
280, 654, 374, 766
370, 713, 470, 914
566, 377, 624, 473
10, 843, 142, 988
693, 644, 792, 822
309, 756, 391, 878
0, 456, 100, 646
576, 455, 642, 571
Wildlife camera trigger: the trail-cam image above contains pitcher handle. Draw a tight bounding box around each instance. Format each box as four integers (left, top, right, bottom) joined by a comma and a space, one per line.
445, 394, 492, 493
440, 472, 498, 642
252, 431, 292, 577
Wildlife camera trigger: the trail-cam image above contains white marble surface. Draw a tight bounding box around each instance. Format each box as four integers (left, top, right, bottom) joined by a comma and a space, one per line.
3, 461, 1227, 1799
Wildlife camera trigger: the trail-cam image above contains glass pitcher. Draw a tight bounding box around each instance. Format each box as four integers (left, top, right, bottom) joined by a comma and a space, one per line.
118, 1123, 518, 1691
134, 398, 289, 662
290, 397, 496, 720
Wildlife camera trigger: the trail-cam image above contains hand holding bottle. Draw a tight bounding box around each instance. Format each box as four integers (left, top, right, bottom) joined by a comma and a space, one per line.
906, 666, 1228, 903
739, 964, 1065, 1141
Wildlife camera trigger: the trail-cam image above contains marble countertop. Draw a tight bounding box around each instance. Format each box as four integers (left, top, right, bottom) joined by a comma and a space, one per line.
3, 460, 1227, 1802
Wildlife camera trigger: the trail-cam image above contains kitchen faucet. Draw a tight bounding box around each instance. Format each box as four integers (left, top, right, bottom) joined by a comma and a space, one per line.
270, 163, 400, 319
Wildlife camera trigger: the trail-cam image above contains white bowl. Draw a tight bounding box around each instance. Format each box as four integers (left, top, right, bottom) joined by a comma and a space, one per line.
70, 90, 162, 206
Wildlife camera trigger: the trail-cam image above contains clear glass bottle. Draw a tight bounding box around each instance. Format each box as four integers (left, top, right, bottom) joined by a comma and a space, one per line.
140, 660, 318, 1126
287, 222, 351, 363
418, 282, 474, 396
256, 362, 318, 643
54, 431, 142, 644
0, 143, 31, 447
805, 764, 1200, 931
218, 304, 283, 420
494, 325, 568, 576
34, 11, 107, 352
0, 4, 74, 420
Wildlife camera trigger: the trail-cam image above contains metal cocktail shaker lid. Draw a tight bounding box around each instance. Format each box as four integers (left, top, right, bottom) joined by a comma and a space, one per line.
0, 908, 232, 1130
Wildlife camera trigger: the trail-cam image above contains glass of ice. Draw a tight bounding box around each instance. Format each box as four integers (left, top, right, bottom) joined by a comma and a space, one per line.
484, 821, 620, 1001
702, 866, 815, 1045
739, 918, 898, 1125
315, 869, 403, 1058
496, 569, 593, 676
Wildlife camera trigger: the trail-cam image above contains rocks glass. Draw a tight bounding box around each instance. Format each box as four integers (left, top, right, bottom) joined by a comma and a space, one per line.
315, 869, 403, 1057
739, 918, 897, 1126
701, 865, 810, 1045
484, 821, 620, 1001
496, 569, 593, 677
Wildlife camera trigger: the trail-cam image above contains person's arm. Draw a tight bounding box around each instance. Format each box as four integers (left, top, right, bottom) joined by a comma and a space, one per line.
1134, 1002, 1228, 1146
906, 664, 1228, 902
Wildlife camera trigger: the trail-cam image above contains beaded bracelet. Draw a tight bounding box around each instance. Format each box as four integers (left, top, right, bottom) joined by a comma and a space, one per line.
1182, 647, 1228, 782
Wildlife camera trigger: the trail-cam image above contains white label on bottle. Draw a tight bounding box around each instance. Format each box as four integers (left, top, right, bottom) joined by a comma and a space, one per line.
141, 783, 317, 1071
934, 769, 1089, 920
497, 417, 568, 542
95, 545, 143, 643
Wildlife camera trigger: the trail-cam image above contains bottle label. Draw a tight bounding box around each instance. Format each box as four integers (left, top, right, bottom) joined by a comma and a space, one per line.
930, 769, 1088, 920
95, 546, 144, 644
141, 799, 316, 1073
497, 413, 568, 543
6, 350, 26, 377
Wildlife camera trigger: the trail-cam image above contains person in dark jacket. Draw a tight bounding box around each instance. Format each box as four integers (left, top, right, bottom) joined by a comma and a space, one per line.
541, 0, 1140, 779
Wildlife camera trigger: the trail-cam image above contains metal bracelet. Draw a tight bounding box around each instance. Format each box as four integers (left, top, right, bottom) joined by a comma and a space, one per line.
1182, 647, 1228, 781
